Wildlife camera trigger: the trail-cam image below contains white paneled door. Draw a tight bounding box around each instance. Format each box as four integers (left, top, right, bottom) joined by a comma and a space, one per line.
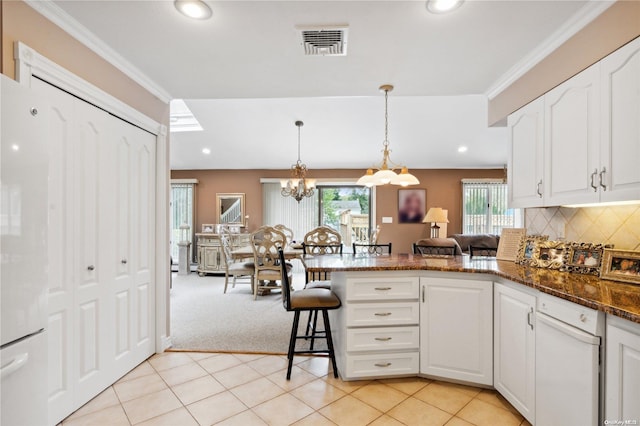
34, 78, 156, 425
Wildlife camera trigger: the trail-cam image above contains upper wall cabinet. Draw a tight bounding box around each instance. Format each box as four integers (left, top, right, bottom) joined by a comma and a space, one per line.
508, 97, 545, 208
508, 37, 640, 208
544, 64, 600, 206
600, 37, 640, 202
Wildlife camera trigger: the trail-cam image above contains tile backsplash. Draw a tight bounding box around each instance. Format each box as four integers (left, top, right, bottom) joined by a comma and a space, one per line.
525, 204, 640, 250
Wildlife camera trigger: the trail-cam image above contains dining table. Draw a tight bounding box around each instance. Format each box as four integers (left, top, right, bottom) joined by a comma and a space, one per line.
230, 245, 304, 260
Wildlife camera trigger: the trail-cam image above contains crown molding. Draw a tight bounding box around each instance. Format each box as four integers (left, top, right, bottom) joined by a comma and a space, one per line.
24, 0, 173, 103
485, 1, 615, 100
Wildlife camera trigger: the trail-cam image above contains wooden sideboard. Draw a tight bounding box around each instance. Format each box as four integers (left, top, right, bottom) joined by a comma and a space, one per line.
195, 233, 251, 276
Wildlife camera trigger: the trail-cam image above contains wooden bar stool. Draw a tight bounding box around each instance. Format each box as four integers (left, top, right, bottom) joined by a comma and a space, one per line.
278, 248, 341, 380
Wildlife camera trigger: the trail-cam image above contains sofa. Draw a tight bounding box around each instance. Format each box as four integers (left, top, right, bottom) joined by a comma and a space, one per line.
449, 233, 500, 254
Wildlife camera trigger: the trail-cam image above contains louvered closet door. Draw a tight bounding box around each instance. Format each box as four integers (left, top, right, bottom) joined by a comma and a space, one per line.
110, 117, 156, 379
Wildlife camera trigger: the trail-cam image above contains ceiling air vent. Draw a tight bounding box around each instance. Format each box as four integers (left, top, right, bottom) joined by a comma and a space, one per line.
298, 25, 348, 56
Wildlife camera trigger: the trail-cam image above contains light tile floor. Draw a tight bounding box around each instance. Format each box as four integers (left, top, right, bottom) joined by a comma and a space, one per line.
62, 352, 533, 426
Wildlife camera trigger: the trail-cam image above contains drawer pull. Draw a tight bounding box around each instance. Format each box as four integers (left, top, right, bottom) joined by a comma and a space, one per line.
374, 287, 392, 291
374, 312, 392, 317
374, 337, 392, 341
374, 362, 392, 368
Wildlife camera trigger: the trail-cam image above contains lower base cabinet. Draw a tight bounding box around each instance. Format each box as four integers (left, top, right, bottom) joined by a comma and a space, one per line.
494, 282, 537, 425
605, 315, 640, 423
420, 277, 493, 386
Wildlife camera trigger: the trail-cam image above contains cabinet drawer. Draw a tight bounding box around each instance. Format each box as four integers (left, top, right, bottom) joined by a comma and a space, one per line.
346, 302, 419, 327
346, 326, 419, 352
346, 277, 419, 301
344, 352, 419, 379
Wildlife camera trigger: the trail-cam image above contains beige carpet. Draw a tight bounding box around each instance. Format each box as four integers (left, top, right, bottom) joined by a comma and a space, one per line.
170, 272, 328, 354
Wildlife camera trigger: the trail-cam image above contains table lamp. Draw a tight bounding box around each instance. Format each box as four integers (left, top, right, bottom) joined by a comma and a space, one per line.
423, 207, 449, 238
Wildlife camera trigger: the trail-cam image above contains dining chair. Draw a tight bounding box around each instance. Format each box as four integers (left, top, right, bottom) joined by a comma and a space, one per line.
278, 247, 340, 380
469, 246, 498, 258
220, 235, 255, 294
352, 242, 392, 255
250, 226, 292, 300
413, 244, 456, 256
274, 224, 294, 245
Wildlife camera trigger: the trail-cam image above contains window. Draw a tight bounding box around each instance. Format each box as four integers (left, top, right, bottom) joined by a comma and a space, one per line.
462, 180, 522, 235
262, 182, 372, 251
319, 186, 372, 247
170, 182, 195, 264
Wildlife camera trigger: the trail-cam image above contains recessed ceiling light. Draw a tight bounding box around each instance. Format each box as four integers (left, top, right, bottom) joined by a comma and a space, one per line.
202, 148, 211, 155
426, 0, 464, 14
11, 144, 19, 151
458, 146, 468, 153
174, 0, 212, 20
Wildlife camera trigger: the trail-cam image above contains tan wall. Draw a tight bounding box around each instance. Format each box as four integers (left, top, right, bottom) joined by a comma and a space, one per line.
1, 0, 168, 124
171, 168, 504, 253
489, 1, 640, 126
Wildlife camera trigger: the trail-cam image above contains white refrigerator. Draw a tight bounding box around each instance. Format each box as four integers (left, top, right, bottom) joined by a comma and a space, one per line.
0, 75, 49, 425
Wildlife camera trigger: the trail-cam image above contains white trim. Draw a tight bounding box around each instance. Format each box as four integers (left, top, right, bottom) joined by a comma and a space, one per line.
15, 42, 162, 135
23, 0, 172, 103
461, 178, 504, 184
16, 42, 171, 354
171, 179, 199, 185
485, 1, 614, 100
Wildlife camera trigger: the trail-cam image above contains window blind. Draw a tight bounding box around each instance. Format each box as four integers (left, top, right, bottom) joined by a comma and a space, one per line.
462, 181, 522, 234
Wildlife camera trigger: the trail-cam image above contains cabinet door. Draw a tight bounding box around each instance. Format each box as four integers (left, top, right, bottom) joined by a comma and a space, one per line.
544, 64, 600, 206
420, 278, 493, 386
600, 37, 640, 203
203, 246, 220, 270
606, 316, 640, 422
494, 283, 536, 424
508, 97, 544, 208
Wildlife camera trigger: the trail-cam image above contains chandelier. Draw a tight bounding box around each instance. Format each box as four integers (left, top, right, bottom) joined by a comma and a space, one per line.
357, 85, 419, 187
281, 121, 316, 202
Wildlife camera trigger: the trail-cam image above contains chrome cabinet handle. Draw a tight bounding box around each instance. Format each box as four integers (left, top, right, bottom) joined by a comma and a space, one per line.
121, 259, 127, 264
536, 180, 543, 198
422, 285, 425, 303
590, 169, 598, 192
374, 362, 392, 368
374, 312, 392, 317
527, 307, 534, 330
87, 265, 95, 271
374, 287, 392, 291
374, 337, 392, 341
599, 167, 607, 191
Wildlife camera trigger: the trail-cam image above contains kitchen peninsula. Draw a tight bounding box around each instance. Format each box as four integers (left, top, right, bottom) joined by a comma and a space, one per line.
303, 253, 640, 425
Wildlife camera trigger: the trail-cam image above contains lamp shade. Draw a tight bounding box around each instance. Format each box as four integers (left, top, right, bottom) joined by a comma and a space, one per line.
357, 169, 377, 187
372, 169, 398, 185
391, 167, 420, 187
423, 207, 449, 224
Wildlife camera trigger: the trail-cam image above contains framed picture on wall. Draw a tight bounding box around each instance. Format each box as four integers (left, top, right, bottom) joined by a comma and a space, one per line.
398, 189, 426, 224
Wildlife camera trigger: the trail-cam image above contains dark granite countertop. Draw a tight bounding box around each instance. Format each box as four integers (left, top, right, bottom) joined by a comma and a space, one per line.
301, 254, 640, 324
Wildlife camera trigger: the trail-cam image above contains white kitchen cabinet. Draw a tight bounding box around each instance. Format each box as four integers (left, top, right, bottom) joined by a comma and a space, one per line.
605, 315, 640, 423
600, 37, 640, 203
329, 274, 420, 380
420, 277, 493, 386
544, 63, 601, 206
508, 97, 545, 208
494, 282, 537, 424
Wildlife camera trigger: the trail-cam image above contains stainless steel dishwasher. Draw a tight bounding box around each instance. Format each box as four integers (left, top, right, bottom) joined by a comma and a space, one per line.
536, 292, 605, 426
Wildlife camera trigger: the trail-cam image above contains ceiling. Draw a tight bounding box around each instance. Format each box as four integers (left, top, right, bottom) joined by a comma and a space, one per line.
52, 0, 593, 170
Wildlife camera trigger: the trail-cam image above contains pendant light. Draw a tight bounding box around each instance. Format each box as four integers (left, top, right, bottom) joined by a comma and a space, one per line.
281, 121, 316, 202
357, 85, 419, 187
